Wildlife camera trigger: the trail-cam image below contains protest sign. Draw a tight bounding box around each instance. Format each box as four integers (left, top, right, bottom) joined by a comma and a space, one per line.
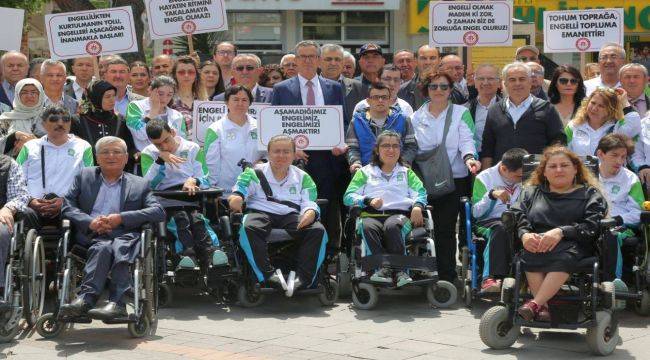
429, 0, 513, 47
0, 7, 24, 51
146, 0, 228, 40
257, 106, 344, 151
543, 9, 623, 53
192, 101, 268, 146
45, 7, 137, 60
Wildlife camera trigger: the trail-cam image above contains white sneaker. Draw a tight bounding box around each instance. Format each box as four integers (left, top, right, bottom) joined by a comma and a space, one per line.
370, 268, 392, 284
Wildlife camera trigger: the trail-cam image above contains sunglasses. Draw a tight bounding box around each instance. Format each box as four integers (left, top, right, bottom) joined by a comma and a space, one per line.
235, 65, 256, 72
428, 84, 450, 91
517, 56, 538, 62
47, 115, 71, 123
558, 77, 579, 85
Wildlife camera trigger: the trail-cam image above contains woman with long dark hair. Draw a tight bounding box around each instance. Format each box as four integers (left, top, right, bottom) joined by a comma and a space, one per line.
547, 65, 586, 125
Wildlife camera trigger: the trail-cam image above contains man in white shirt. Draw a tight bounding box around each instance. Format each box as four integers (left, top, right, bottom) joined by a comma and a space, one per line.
464, 64, 500, 154
585, 43, 626, 96
104, 57, 144, 116
65, 57, 95, 100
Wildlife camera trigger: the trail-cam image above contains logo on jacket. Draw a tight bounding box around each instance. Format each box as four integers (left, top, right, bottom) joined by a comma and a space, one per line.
289, 186, 297, 195
611, 184, 620, 195
67, 148, 75, 156
396, 173, 404, 182
227, 130, 236, 141
250, 131, 257, 140
180, 150, 189, 159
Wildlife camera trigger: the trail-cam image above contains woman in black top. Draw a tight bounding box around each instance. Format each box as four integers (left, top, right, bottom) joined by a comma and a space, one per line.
511, 145, 607, 322
75, 80, 136, 171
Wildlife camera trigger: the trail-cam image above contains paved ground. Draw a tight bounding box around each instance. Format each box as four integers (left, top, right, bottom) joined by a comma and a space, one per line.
1, 287, 649, 359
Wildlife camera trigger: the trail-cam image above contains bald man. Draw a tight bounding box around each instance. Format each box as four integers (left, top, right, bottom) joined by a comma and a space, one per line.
398, 45, 440, 110
439, 54, 469, 104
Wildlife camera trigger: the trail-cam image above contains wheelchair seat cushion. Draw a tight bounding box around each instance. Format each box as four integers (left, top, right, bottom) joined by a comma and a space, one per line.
406, 227, 429, 243
267, 229, 293, 244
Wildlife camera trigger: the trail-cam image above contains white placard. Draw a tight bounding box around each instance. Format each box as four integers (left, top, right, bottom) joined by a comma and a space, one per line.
543, 9, 624, 53
429, 0, 513, 47
45, 7, 138, 60
0, 7, 24, 51
257, 106, 345, 151
192, 101, 268, 146
146, 0, 228, 40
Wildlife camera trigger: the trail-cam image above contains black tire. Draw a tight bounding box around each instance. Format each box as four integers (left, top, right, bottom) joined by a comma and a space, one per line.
0, 309, 21, 343
351, 283, 378, 310
23, 230, 45, 327
318, 278, 338, 306
427, 281, 457, 308
586, 310, 619, 356
158, 283, 173, 308
635, 289, 650, 316
336, 253, 351, 298
479, 306, 520, 350
460, 247, 470, 283
463, 284, 472, 307
35, 313, 63, 339
128, 316, 151, 338
237, 285, 265, 308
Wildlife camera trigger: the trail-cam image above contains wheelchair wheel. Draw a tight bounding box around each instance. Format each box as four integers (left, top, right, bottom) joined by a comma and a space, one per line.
237, 284, 265, 308
128, 316, 151, 338
318, 278, 339, 306
352, 283, 378, 310
336, 253, 351, 298
600, 282, 615, 310
158, 283, 173, 308
0, 311, 20, 343
35, 313, 63, 339
586, 310, 619, 356
23, 230, 46, 327
500, 278, 516, 304
460, 247, 470, 283
634, 289, 650, 316
463, 284, 472, 307
479, 305, 520, 350
427, 281, 457, 308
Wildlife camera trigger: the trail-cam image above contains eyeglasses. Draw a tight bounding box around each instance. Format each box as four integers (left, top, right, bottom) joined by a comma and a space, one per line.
558, 77, 579, 85
598, 54, 620, 61
379, 144, 400, 150
216, 50, 235, 56
428, 84, 450, 91
177, 69, 196, 76
517, 56, 538, 62
46, 115, 71, 123
283, 63, 297, 68
369, 95, 390, 101
380, 76, 401, 83
20, 90, 39, 97
531, 70, 544, 76
153, 64, 170, 70
235, 65, 256, 72
98, 150, 126, 156
297, 54, 318, 61
475, 77, 498, 83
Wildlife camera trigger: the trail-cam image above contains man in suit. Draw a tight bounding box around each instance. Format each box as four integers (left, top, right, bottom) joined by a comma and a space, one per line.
213, 53, 272, 103
64, 57, 95, 100
41, 60, 79, 115
280, 54, 298, 79
59, 136, 164, 319
398, 45, 440, 111
104, 57, 144, 117
213, 42, 237, 87
271, 40, 347, 247
620, 63, 649, 117
0, 51, 28, 109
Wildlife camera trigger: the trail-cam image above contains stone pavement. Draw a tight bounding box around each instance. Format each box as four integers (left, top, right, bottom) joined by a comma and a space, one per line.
1, 287, 648, 359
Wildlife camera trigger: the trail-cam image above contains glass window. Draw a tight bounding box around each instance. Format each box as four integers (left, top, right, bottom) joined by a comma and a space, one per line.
301, 11, 389, 48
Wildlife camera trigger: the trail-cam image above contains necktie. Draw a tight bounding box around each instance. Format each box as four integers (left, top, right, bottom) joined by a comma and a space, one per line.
306, 80, 315, 106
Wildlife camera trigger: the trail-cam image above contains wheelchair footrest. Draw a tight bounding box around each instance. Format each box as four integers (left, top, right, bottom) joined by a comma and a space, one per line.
57, 314, 93, 323
103, 314, 139, 324
359, 254, 436, 272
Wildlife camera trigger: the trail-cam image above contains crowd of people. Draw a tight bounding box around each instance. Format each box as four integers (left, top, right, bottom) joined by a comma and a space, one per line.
0, 37, 649, 322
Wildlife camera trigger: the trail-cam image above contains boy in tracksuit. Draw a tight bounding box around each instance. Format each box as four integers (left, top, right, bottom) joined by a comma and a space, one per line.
471, 148, 528, 293
141, 119, 226, 269
596, 133, 644, 287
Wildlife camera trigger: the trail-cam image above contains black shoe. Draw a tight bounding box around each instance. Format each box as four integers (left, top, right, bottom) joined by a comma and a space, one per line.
59, 297, 92, 317
88, 302, 127, 320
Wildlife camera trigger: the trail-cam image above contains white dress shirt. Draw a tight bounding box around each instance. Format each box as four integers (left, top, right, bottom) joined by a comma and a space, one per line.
506, 95, 534, 126
298, 74, 324, 106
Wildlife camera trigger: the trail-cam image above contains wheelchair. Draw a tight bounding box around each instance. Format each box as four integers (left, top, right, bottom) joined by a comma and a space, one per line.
342, 206, 457, 310
152, 188, 229, 307
34, 220, 163, 339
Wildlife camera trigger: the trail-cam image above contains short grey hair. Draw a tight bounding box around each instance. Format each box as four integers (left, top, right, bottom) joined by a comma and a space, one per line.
599, 42, 626, 59
280, 54, 295, 65
40, 59, 66, 75
619, 63, 648, 78
502, 62, 531, 79
232, 53, 261, 68
0, 51, 28, 67
525, 61, 544, 74
321, 43, 344, 57
473, 64, 500, 79
95, 136, 127, 154
343, 51, 356, 65
294, 40, 321, 56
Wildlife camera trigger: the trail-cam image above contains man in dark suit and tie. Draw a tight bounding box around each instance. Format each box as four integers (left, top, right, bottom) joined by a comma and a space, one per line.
213, 53, 273, 103
271, 40, 347, 246
59, 136, 165, 320
0, 51, 29, 109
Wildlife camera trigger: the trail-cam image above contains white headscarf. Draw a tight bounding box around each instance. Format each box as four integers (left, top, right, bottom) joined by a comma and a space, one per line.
0, 78, 45, 121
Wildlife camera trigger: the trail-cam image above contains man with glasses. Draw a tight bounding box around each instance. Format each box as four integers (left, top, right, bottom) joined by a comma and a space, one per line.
399, 45, 441, 110
514, 45, 550, 94
41, 60, 78, 115
0, 51, 28, 108
356, 43, 386, 95
526, 62, 548, 100
320, 43, 365, 128
151, 54, 174, 77
354, 64, 413, 117
213, 42, 237, 87
17, 105, 93, 227
213, 54, 272, 103
104, 57, 144, 116
585, 43, 626, 96
281, 54, 298, 79
346, 82, 417, 172
464, 64, 501, 155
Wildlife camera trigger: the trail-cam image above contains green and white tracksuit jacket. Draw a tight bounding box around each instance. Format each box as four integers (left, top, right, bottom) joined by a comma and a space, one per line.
565, 109, 641, 157
471, 163, 522, 221
125, 98, 188, 151
141, 136, 209, 190
17, 134, 93, 198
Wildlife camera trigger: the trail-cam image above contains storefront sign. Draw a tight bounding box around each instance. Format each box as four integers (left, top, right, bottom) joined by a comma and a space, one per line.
257, 106, 344, 151
192, 101, 268, 146
45, 7, 138, 60
224, 0, 399, 10
0, 7, 24, 52
429, 1, 513, 47
543, 9, 623, 53
146, 0, 228, 40
471, 38, 527, 72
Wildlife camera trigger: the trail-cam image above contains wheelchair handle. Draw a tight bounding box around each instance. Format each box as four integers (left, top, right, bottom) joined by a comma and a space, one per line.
152, 188, 224, 197
460, 196, 470, 204
599, 218, 617, 231
238, 158, 253, 171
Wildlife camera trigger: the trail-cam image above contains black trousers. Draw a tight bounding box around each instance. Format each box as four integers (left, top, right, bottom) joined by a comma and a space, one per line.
239, 211, 328, 287
476, 219, 511, 279
359, 215, 409, 256
166, 207, 216, 262
428, 177, 469, 282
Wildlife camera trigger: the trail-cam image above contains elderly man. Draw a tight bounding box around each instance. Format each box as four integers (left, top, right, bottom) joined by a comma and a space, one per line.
342, 51, 356, 79
213, 54, 272, 102
0, 154, 30, 308
320, 43, 365, 127
464, 64, 501, 154
151, 54, 174, 77
481, 62, 564, 168
59, 136, 164, 319
398, 45, 441, 110
280, 54, 298, 79
585, 43, 626, 96
526, 61, 548, 100
104, 57, 144, 116
514, 45, 550, 92
620, 63, 649, 117
64, 57, 95, 101
355, 43, 386, 94
17, 105, 93, 227
0, 51, 28, 108
394, 49, 416, 82
41, 60, 78, 115
439, 54, 468, 104
213, 41, 237, 86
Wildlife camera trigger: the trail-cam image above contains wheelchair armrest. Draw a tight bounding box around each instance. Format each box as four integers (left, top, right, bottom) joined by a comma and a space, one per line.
425, 205, 433, 212
230, 212, 243, 226
141, 223, 151, 231
316, 199, 328, 207
62, 219, 70, 230
152, 188, 224, 198
641, 211, 650, 224
599, 218, 617, 232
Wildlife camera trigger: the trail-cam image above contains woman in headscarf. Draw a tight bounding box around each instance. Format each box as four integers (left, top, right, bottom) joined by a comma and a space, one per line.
75, 80, 136, 171
0, 78, 47, 157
